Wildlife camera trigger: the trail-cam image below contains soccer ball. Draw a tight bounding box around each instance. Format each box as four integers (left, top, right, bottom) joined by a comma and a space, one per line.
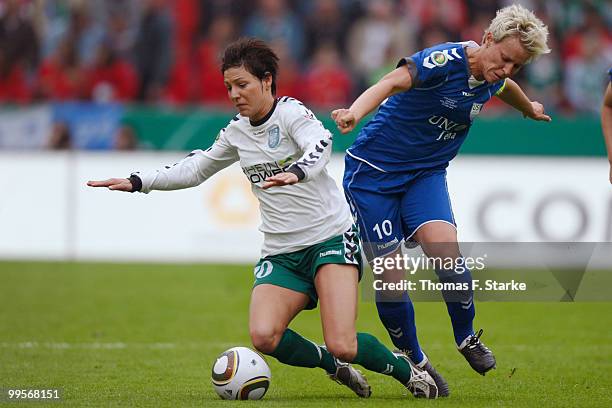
211, 346, 271, 400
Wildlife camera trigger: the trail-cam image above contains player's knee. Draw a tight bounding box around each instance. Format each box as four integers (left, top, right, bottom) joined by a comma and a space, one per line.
417, 225, 458, 259
422, 241, 461, 260
325, 336, 357, 362
249, 327, 282, 355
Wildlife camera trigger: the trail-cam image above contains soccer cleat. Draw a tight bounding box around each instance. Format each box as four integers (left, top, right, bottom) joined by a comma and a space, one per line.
328, 358, 372, 398
421, 360, 450, 397
394, 350, 449, 397
458, 329, 496, 375
393, 352, 438, 399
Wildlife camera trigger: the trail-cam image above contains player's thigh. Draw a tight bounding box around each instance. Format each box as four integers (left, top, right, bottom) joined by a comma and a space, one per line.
344, 159, 405, 262
249, 284, 309, 353
400, 169, 456, 246
314, 263, 359, 360
345, 190, 404, 263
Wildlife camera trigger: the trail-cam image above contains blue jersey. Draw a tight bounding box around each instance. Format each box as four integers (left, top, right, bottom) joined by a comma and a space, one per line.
348, 41, 506, 172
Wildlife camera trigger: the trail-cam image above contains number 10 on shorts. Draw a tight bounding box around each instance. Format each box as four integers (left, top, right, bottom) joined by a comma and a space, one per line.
373, 220, 393, 240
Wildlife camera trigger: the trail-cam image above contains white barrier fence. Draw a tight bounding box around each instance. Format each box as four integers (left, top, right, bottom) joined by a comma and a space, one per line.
0, 152, 610, 263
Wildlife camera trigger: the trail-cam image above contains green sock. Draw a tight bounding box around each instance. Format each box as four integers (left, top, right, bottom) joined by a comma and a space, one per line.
268, 328, 337, 374
352, 332, 412, 384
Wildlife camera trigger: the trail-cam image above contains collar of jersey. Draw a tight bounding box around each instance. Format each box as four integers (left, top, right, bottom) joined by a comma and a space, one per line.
249, 98, 279, 127
460, 41, 488, 89
468, 75, 486, 89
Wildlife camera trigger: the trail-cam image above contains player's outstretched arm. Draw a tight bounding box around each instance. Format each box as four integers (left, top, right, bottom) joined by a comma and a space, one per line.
496, 78, 551, 122
601, 82, 612, 184
88, 132, 238, 194
87, 178, 133, 192
331, 66, 413, 134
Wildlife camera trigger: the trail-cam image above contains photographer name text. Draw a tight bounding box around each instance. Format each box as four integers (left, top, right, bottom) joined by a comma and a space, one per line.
373, 279, 527, 291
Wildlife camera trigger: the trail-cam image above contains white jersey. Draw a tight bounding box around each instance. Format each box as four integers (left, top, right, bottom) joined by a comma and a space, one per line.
134, 97, 353, 257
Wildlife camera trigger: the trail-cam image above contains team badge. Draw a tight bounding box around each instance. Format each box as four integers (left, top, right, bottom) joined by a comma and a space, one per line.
267, 125, 280, 149
431, 51, 448, 67
470, 103, 483, 120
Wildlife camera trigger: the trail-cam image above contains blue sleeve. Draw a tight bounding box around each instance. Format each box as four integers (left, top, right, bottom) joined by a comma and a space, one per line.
608, 67, 612, 82
398, 47, 454, 89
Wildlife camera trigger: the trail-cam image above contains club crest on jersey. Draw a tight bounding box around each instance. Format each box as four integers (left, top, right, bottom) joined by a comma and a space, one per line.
267, 125, 280, 149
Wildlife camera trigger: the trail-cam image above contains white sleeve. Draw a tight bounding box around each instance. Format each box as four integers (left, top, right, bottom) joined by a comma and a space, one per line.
283, 100, 333, 182
135, 129, 238, 193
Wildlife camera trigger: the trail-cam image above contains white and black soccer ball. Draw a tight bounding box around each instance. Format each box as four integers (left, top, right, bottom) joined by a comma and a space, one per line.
211, 346, 271, 400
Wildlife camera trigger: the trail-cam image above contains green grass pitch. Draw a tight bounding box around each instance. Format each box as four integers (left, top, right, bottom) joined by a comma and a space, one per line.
1, 261, 611, 407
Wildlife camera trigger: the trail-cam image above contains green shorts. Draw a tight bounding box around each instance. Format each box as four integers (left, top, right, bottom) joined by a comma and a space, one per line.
253, 226, 363, 310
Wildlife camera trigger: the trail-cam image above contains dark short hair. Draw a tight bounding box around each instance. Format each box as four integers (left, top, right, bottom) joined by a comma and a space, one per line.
221, 38, 279, 95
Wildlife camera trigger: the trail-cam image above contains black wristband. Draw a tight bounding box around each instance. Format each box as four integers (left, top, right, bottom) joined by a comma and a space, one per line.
285, 164, 305, 181
127, 174, 142, 192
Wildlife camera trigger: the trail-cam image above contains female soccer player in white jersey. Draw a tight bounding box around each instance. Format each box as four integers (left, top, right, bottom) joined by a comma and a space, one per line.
88, 38, 439, 399
332, 4, 551, 393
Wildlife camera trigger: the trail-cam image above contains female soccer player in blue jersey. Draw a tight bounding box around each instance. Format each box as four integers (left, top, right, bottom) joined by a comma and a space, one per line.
332, 4, 551, 393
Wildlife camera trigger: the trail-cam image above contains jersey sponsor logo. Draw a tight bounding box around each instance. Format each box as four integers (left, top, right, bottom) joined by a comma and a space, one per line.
254, 261, 273, 279
428, 115, 468, 141
319, 250, 342, 258
267, 125, 281, 149
423, 48, 462, 69
242, 158, 292, 184
470, 103, 483, 120
462, 91, 475, 97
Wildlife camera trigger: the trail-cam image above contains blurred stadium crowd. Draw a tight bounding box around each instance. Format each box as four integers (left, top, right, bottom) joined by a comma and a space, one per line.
0, 0, 610, 114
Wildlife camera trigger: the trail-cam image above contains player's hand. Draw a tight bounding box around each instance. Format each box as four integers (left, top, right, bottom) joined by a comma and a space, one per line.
262, 172, 299, 189
524, 101, 551, 122
331, 109, 357, 134
87, 178, 133, 192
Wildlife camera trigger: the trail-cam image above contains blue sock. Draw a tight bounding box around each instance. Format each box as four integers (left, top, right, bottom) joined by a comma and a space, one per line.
375, 291, 425, 364
436, 261, 475, 346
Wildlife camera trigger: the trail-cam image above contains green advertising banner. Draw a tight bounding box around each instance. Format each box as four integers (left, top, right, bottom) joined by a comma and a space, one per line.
123, 106, 605, 156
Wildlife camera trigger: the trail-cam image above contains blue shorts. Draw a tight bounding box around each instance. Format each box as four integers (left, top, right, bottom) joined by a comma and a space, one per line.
343, 154, 456, 261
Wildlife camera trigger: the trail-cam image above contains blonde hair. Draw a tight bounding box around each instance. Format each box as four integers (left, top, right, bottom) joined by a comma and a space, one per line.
485, 4, 551, 61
